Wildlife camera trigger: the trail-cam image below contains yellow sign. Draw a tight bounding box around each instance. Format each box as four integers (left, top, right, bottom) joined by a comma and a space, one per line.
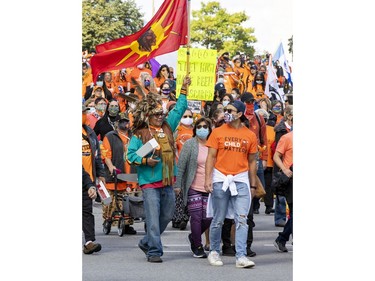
176, 47, 217, 101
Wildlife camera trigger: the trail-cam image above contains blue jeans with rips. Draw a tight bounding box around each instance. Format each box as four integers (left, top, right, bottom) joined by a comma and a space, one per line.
209, 181, 251, 259
139, 185, 175, 257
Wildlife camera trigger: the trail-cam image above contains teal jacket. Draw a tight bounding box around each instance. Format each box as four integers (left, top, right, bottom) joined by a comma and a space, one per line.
126, 94, 188, 186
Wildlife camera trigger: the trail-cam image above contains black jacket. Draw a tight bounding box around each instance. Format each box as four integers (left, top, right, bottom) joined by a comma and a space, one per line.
82, 125, 106, 181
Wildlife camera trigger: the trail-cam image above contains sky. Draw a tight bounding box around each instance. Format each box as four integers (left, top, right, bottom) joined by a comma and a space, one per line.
138, 0, 293, 61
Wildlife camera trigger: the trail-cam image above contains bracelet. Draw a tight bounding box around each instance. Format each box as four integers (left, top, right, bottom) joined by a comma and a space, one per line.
250, 186, 257, 189
142, 157, 147, 165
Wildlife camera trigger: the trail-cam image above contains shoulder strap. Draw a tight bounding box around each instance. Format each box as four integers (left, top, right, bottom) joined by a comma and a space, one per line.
254, 112, 263, 145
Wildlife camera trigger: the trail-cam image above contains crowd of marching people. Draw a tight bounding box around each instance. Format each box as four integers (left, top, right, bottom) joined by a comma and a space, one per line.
82, 49, 294, 268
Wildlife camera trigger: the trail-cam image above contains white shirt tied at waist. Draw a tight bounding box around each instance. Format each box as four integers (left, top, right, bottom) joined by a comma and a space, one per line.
213, 169, 250, 196
206, 169, 251, 219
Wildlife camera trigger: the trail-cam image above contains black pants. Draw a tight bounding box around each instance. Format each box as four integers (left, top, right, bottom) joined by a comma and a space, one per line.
263, 167, 274, 208
82, 190, 96, 242
221, 218, 233, 248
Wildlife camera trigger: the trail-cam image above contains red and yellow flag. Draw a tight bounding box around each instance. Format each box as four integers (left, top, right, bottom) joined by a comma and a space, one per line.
90, 0, 188, 82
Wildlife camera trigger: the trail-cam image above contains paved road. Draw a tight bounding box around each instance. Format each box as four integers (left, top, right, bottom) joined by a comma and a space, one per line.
83, 201, 292, 281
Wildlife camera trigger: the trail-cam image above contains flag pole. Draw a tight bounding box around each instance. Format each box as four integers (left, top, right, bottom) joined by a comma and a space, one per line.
186, 0, 191, 93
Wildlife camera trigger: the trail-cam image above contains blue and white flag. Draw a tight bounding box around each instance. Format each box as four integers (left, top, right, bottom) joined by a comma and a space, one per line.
273, 42, 293, 86
265, 54, 284, 103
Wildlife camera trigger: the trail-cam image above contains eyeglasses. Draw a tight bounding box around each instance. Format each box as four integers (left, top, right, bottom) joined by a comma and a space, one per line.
197, 124, 208, 129
152, 113, 164, 117
109, 104, 119, 107
224, 108, 237, 114
256, 93, 263, 96
183, 115, 193, 118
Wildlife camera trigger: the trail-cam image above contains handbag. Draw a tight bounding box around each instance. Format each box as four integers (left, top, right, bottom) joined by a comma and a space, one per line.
123, 195, 145, 220
254, 175, 266, 198
271, 170, 291, 196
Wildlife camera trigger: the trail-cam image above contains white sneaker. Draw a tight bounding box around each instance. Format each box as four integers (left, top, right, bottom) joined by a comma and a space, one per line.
236, 256, 255, 268
207, 251, 223, 266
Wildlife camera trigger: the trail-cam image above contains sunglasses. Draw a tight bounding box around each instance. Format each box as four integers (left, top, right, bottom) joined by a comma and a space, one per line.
197, 125, 208, 129
224, 108, 237, 114
183, 115, 193, 118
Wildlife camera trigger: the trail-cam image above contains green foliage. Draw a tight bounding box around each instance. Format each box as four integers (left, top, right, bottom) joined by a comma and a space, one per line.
190, 1, 256, 57
82, 0, 144, 51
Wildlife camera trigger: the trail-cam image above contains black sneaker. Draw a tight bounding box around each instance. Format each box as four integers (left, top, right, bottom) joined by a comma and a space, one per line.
273, 239, 288, 252
187, 233, 195, 253
193, 246, 207, 258
246, 247, 257, 257
265, 207, 275, 214
147, 256, 163, 263
124, 225, 137, 235
179, 220, 187, 230
222, 245, 236, 256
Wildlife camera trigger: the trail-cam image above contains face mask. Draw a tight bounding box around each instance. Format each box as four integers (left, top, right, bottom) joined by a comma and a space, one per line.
245, 103, 254, 115
196, 128, 209, 139
96, 81, 103, 87
181, 117, 193, 126
231, 94, 237, 100
108, 107, 119, 116
222, 100, 230, 107
224, 112, 235, 123
87, 107, 95, 114
144, 80, 150, 87
118, 121, 129, 131
223, 57, 229, 61
272, 106, 282, 114
96, 104, 106, 112
161, 89, 170, 95
217, 77, 224, 83
256, 80, 263, 84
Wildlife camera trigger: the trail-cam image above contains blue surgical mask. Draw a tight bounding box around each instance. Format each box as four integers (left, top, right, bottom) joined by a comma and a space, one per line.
161, 89, 170, 95
144, 80, 150, 87
272, 106, 282, 114
196, 128, 209, 139
96, 81, 103, 87
222, 100, 230, 107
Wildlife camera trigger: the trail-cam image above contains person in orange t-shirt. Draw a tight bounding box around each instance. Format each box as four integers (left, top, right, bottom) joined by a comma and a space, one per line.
205, 100, 257, 267
154, 64, 170, 89
273, 131, 293, 253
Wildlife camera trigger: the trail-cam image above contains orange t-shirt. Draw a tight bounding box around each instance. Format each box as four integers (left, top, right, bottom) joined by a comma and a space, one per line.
206, 124, 258, 175
265, 125, 276, 168
82, 128, 93, 181
102, 132, 136, 190
276, 131, 293, 169
175, 124, 193, 158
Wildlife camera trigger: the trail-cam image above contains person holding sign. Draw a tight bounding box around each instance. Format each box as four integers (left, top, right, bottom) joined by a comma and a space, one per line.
126, 76, 191, 263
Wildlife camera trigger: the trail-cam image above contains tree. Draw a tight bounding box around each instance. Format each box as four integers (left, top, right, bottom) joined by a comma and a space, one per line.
190, 1, 257, 57
288, 35, 293, 59
82, 0, 144, 51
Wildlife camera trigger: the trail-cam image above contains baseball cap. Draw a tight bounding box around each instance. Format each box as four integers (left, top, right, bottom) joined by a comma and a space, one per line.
215, 83, 225, 92
250, 65, 257, 70
240, 92, 255, 103
230, 100, 246, 115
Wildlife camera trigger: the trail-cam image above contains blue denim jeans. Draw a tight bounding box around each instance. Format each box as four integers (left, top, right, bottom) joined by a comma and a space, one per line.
209, 181, 250, 258
274, 195, 287, 225
139, 186, 175, 257
252, 159, 266, 210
